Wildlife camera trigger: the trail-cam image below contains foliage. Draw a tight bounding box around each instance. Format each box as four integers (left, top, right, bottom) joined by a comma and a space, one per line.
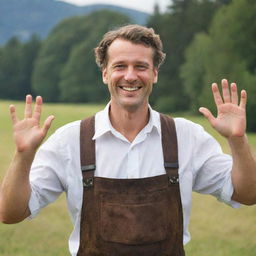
0, 37, 23, 99
32, 10, 130, 102
1, 0, 255, 131
181, 0, 256, 131
180, 33, 212, 113
59, 11, 131, 103
59, 39, 107, 103
0, 35, 41, 100
148, 0, 227, 112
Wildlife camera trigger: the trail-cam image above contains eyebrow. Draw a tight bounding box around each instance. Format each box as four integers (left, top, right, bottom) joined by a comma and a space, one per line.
111, 61, 151, 67
135, 61, 150, 67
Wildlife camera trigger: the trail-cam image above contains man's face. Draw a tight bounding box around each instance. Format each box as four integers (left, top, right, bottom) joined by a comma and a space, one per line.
102, 39, 158, 112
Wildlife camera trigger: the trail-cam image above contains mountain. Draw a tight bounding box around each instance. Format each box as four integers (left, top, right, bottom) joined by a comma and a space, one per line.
0, 0, 149, 44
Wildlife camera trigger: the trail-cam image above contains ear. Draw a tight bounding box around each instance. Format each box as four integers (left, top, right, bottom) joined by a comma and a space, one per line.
102, 68, 108, 84
153, 68, 158, 84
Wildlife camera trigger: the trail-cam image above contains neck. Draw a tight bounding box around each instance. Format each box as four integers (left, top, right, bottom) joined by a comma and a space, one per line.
109, 103, 150, 142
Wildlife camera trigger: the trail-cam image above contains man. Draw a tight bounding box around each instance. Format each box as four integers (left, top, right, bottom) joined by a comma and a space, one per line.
0, 24, 256, 255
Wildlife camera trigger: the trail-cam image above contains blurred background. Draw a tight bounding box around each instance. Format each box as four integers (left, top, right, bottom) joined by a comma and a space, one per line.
0, 0, 255, 131
0, 1, 256, 255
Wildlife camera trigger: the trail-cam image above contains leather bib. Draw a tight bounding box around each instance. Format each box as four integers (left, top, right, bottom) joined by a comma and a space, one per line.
77, 114, 185, 256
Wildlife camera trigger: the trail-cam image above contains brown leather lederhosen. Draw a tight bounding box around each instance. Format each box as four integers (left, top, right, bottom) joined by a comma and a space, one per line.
77, 114, 185, 256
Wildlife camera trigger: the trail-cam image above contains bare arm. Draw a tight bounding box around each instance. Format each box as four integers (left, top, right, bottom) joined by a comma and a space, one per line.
0, 95, 54, 223
199, 79, 256, 205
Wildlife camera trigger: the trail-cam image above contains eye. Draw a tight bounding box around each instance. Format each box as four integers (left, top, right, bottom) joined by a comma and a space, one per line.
113, 64, 125, 70
136, 65, 147, 71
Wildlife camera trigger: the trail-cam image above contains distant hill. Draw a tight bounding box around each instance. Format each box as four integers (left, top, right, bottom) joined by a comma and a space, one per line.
0, 0, 149, 44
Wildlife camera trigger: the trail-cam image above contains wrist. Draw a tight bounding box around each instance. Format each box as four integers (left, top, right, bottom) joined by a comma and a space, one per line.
228, 134, 249, 153
228, 134, 247, 143
14, 149, 37, 165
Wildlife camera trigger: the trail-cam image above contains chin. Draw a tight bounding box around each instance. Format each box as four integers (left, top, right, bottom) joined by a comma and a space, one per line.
120, 101, 146, 112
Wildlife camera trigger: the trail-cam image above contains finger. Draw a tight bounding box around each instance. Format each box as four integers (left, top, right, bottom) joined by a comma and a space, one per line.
24, 95, 33, 118
9, 104, 18, 124
42, 115, 55, 136
199, 107, 215, 125
230, 83, 238, 105
33, 96, 43, 122
239, 89, 247, 109
212, 83, 223, 106
221, 79, 231, 103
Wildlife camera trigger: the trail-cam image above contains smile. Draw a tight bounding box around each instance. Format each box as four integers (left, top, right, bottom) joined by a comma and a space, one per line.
119, 86, 141, 92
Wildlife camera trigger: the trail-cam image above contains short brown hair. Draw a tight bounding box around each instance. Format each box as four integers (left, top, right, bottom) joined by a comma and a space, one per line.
94, 24, 166, 70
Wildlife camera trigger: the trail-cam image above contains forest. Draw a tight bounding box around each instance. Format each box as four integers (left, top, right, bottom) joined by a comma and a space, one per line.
0, 0, 255, 131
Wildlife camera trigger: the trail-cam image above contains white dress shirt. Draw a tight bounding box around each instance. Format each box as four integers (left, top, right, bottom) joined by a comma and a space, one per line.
28, 104, 239, 256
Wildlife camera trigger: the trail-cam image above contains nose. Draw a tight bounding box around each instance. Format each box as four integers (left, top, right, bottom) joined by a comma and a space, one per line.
124, 67, 137, 83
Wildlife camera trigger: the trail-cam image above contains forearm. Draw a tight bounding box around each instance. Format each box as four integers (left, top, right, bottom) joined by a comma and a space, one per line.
0, 150, 35, 223
230, 135, 256, 205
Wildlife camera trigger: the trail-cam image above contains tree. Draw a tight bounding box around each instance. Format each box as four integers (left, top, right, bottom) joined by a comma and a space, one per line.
32, 15, 91, 102
59, 40, 106, 103
0, 35, 41, 100
147, 0, 231, 113
0, 37, 23, 99
181, 0, 256, 131
180, 32, 212, 113
20, 35, 41, 97
59, 10, 130, 103
32, 10, 130, 102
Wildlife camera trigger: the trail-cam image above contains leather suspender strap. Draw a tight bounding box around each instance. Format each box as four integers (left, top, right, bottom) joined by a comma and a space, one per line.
80, 116, 95, 188
160, 114, 180, 184
80, 114, 179, 186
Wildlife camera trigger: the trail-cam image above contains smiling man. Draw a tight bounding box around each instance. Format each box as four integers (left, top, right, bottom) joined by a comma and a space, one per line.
101, 36, 159, 141
1, 25, 256, 256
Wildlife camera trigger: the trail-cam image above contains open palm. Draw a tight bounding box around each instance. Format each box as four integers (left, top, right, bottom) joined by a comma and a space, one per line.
199, 79, 246, 138
10, 95, 54, 153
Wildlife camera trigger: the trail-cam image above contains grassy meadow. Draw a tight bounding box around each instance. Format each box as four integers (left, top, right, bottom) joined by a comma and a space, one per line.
0, 100, 256, 256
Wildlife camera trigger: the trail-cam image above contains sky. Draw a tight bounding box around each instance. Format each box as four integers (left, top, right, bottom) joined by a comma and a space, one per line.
58, 0, 171, 14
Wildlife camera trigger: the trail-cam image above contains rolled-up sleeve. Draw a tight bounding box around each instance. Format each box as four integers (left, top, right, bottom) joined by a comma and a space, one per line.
28, 131, 69, 219
191, 123, 240, 208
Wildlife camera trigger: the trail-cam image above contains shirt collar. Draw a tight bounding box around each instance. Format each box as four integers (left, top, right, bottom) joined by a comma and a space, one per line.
93, 102, 161, 140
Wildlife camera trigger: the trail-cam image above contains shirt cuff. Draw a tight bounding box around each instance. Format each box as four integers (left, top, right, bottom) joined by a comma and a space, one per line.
218, 176, 240, 208
27, 190, 40, 219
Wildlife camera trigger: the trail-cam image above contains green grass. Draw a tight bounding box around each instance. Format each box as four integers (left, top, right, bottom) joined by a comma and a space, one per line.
0, 100, 256, 255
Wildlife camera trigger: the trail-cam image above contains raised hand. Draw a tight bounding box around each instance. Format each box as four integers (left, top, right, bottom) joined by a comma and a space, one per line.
9, 95, 54, 153
199, 79, 247, 138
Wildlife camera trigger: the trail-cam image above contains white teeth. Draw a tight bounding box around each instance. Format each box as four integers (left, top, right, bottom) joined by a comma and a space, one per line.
122, 87, 139, 91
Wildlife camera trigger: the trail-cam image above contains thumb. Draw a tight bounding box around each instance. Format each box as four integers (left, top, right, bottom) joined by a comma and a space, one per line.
199, 107, 215, 125
42, 115, 55, 136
